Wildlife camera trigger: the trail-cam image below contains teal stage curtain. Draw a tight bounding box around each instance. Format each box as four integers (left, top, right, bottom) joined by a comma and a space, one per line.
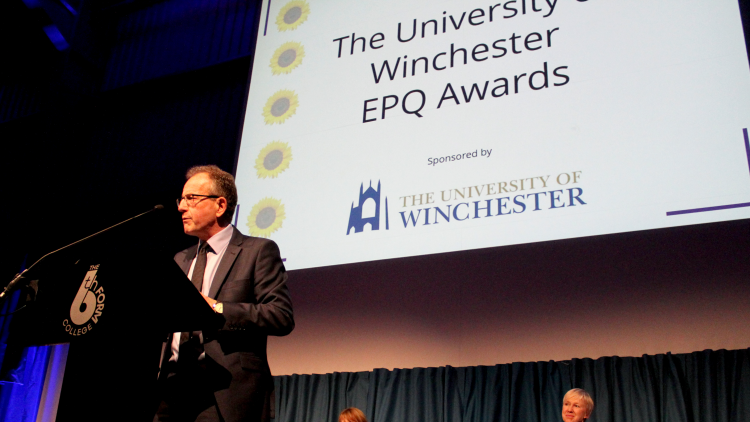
274, 349, 750, 422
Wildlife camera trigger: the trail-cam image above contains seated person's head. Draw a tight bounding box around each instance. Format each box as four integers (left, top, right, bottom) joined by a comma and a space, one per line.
339, 407, 367, 422
562, 388, 594, 422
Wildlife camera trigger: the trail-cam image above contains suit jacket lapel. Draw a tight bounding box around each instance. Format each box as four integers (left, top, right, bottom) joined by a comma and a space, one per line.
208, 227, 243, 299
178, 245, 197, 274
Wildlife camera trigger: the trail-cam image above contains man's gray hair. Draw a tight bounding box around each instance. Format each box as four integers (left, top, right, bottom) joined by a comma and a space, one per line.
186, 165, 238, 224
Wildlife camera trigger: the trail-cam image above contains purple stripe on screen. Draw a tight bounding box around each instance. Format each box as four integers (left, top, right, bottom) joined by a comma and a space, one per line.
666, 202, 750, 216
264, 0, 272, 36
744, 128, 750, 178
666, 128, 750, 216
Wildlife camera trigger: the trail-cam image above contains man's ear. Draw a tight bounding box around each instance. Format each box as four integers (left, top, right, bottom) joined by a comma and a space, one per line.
215, 197, 228, 218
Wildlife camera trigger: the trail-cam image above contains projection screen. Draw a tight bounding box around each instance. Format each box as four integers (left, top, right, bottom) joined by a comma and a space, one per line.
235, 0, 750, 270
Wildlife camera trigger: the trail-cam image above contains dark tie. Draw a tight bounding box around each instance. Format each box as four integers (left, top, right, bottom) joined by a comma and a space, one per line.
190, 241, 212, 291
180, 241, 213, 358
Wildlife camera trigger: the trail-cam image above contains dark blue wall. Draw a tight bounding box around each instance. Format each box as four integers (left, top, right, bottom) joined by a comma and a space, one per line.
2, 0, 263, 281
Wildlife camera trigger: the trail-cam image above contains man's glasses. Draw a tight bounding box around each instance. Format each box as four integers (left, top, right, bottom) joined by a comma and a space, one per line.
176, 194, 220, 208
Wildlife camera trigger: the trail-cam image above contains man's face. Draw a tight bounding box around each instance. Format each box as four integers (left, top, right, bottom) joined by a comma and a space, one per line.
178, 173, 224, 240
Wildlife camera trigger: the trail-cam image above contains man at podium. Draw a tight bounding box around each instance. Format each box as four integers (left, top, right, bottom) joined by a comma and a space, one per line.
154, 165, 295, 422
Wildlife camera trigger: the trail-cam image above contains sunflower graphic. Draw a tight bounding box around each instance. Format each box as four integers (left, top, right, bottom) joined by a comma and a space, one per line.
247, 198, 285, 238
270, 42, 305, 75
255, 141, 292, 178
276, 1, 310, 31
263, 90, 299, 125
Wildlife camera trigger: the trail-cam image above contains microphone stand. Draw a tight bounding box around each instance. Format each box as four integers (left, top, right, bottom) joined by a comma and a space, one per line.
0, 205, 164, 300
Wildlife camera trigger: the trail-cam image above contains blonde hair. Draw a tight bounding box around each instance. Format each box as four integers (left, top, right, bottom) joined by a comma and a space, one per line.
339, 407, 367, 422
563, 388, 594, 417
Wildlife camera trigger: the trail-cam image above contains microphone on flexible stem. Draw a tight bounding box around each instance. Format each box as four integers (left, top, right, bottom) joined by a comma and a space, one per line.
0, 205, 165, 299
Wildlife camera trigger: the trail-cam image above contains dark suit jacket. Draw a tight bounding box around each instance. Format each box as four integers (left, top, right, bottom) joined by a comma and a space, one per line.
158, 227, 294, 422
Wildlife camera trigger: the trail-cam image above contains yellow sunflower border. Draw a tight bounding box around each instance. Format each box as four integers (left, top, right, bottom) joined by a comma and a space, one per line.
255, 141, 292, 179
263, 90, 299, 125
276, 1, 310, 32
247, 198, 286, 238
270, 42, 305, 75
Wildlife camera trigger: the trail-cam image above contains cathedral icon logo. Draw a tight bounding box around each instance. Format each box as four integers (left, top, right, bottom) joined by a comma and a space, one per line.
347, 181, 389, 234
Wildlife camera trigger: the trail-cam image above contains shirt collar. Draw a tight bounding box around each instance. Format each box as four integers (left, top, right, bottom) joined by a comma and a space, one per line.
200, 224, 233, 255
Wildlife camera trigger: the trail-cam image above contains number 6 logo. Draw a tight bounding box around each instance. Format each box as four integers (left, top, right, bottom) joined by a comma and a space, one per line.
70, 270, 97, 325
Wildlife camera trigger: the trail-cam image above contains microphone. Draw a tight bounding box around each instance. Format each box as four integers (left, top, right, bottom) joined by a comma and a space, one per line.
0, 205, 165, 299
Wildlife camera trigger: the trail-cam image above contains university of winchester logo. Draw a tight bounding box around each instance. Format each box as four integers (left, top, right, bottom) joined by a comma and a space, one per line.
63, 264, 105, 336
347, 181, 389, 234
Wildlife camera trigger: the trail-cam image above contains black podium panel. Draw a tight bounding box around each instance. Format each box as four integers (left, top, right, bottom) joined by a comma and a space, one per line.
3, 208, 216, 422
11, 250, 213, 347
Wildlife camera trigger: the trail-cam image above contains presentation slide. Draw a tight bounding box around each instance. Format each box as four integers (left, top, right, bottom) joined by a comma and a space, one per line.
235, 0, 750, 270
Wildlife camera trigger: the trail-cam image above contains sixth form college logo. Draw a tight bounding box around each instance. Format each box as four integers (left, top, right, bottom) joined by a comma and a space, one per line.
347, 181, 389, 234
63, 264, 105, 337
